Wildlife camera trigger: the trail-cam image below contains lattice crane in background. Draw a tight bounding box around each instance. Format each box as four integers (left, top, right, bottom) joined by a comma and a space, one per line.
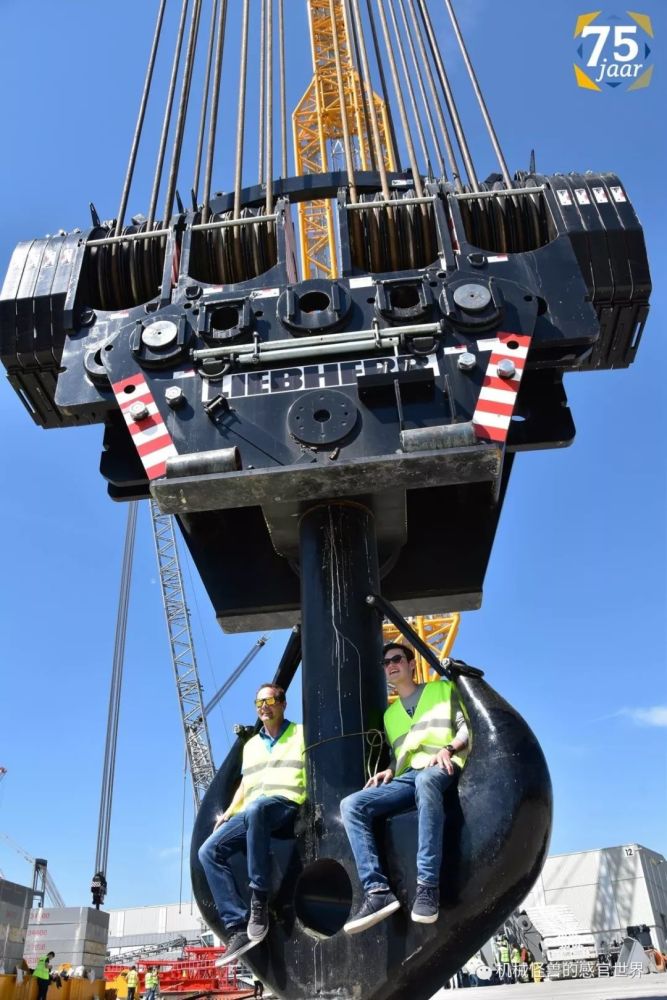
0, 832, 66, 908
293, 0, 396, 278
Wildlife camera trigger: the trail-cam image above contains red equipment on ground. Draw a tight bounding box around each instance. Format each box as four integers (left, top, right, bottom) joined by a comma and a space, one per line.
105, 947, 252, 997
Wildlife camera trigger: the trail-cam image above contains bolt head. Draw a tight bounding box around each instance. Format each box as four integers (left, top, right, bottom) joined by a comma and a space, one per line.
165, 385, 184, 408
497, 358, 516, 379
458, 351, 476, 371
129, 401, 149, 421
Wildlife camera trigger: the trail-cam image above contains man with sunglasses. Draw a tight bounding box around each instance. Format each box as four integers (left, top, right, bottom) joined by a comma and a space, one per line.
198, 683, 305, 966
341, 642, 468, 934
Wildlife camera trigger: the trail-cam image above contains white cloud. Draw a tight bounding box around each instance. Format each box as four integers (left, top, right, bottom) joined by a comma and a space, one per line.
621, 706, 667, 728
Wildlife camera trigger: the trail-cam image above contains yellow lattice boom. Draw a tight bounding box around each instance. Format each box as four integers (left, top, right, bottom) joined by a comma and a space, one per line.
293, 0, 396, 279
383, 614, 460, 685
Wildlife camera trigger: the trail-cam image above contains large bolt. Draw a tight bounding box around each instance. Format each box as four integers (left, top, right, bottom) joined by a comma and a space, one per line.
129, 401, 149, 421
497, 358, 517, 380
458, 351, 476, 371
165, 385, 184, 409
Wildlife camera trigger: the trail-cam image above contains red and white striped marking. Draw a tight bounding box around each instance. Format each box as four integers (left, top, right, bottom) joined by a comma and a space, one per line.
472, 332, 532, 443
112, 373, 177, 480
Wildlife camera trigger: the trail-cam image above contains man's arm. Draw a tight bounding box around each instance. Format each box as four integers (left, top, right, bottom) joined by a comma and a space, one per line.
214, 780, 245, 828
427, 690, 469, 773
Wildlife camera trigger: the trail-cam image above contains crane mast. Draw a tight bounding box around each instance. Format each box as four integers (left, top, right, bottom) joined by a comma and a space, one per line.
294, 0, 395, 278
150, 500, 215, 807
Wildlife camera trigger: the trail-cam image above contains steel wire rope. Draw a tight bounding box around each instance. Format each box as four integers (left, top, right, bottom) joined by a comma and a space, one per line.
386, 0, 432, 180
278, 0, 288, 178
114, 0, 168, 236
265, 0, 274, 215
201, 0, 229, 223
416, 0, 478, 190
396, 0, 444, 178
375, 0, 429, 268
192, 0, 220, 203
258, 0, 266, 185
94, 502, 138, 877
364, 0, 400, 171
233, 0, 251, 280
441, 0, 511, 188
342, 0, 376, 172
147, 0, 191, 229
347, 0, 399, 270
406, 0, 456, 184
162, 0, 205, 226
330, 0, 358, 204
177, 746, 191, 912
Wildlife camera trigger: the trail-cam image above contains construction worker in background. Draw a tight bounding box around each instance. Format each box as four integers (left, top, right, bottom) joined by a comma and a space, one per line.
126, 966, 139, 1000
341, 643, 469, 933
511, 944, 522, 982
144, 968, 159, 1000
497, 937, 511, 981
32, 951, 54, 1000
198, 683, 306, 967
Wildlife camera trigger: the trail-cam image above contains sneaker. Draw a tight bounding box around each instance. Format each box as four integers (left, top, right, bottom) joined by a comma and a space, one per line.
411, 883, 439, 923
215, 929, 256, 966
343, 889, 400, 935
247, 891, 269, 942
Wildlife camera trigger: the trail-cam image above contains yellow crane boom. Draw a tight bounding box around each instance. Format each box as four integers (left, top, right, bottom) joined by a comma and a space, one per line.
293, 0, 396, 279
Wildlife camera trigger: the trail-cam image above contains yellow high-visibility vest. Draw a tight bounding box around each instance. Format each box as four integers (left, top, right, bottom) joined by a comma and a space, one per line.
33, 956, 51, 981
231, 722, 306, 815
384, 681, 466, 775
127, 971, 139, 988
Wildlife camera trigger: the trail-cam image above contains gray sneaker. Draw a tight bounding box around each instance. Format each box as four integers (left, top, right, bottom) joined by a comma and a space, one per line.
344, 889, 401, 934
411, 883, 439, 923
215, 929, 256, 966
247, 891, 269, 942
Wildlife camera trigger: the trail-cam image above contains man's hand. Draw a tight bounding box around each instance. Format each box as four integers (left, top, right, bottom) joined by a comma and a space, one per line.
364, 768, 394, 789
213, 811, 230, 830
427, 747, 455, 775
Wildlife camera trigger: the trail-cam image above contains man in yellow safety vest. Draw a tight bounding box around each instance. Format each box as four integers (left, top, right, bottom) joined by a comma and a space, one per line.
33, 952, 55, 1000
144, 968, 159, 1000
198, 683, 305, 967
341, 643, 468, 933
126, 966, 139, 1000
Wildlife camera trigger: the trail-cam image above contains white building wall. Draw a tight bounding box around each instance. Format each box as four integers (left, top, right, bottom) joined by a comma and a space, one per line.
523, 844, 667, 952
107, 901, 211, 951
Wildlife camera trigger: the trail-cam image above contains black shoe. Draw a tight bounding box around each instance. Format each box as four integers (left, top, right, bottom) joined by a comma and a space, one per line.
215, 929, 256, 966
247, 891, 269, 942
411, 883, 439, 923
344, 890, 400, 934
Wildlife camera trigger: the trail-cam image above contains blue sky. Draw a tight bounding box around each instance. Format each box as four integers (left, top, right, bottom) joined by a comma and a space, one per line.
0, 0, 665, 910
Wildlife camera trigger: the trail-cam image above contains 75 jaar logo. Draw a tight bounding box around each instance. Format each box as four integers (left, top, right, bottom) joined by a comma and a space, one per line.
574, 11, 654, 91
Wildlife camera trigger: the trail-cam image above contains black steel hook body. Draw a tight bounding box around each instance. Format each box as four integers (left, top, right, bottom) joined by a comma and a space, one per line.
191, 658, 552, 999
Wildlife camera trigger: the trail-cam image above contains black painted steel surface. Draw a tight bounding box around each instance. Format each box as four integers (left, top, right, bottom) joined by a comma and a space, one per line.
190, 502, 552, 999
191, 654, 552, 999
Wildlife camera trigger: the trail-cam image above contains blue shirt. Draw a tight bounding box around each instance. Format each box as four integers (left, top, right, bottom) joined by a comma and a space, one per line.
259, 718, 291, 751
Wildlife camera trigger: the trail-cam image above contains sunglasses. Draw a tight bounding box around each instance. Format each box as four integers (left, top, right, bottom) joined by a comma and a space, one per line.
255, 696, 282, 708
382, 654, 406, 667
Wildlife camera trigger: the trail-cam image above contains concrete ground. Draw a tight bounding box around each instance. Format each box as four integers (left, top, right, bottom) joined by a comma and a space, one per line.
432, 975, 667, 1000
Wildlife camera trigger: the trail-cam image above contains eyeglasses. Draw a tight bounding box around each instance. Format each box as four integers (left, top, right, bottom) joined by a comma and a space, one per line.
255, 696, 281, 709
382, 654, 405, 667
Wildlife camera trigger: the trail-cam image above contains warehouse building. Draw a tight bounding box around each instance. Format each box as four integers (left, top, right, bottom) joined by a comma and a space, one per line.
107, 901, 215, 957
522, 844, 667, 953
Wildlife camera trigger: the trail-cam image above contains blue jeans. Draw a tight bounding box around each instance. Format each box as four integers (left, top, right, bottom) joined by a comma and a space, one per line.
198, 795, 297, 930
340, 766, 458, 891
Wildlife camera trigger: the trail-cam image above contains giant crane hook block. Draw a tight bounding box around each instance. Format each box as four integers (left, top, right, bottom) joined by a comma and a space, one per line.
0, 171, 649, 628
0, 167, 649, 999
